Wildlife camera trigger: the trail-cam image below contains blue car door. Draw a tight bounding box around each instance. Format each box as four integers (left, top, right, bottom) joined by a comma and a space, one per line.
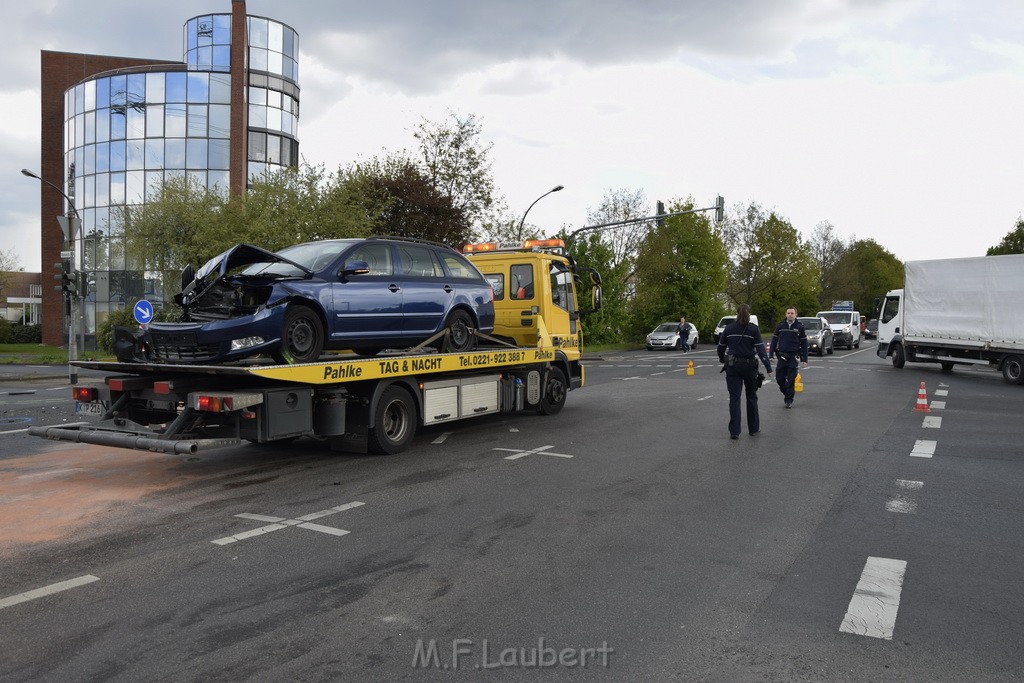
395, 244, 451, 338
329, 242, 403, 342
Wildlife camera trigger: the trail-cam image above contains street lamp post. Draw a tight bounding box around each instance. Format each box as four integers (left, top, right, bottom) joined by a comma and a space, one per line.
22, 168, 80, 385
517, 185, 564, 242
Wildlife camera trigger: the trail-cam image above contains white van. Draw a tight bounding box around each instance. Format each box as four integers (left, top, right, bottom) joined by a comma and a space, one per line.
816, 310, 861, 349
714, 314, 759, 343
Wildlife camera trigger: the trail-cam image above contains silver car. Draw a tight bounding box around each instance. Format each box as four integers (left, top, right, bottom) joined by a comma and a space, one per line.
799, 316, 834, 356
646, 322, 699, 351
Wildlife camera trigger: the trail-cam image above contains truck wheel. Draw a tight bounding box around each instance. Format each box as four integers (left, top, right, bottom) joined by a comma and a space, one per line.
537, 366, 567, 416
368, 386, 416, 454
893, 343, 906, 369
1002, 355, 1024, 385
941, 362, 955, 373
273, 305, 324, 364
440, 310, 475, 353
854, 340, 860, 349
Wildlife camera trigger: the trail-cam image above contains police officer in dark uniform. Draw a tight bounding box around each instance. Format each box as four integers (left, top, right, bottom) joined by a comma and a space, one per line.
770, 306, 809, 408
717, 304, 774, 439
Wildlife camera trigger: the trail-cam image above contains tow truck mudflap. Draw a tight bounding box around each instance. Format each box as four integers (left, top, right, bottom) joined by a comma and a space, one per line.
27, 423, 240, 454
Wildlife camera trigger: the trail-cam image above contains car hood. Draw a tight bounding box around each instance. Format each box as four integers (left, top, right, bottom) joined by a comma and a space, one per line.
193, 243, 312, 282
649, 332, 677, 339
178, 243, 313, 309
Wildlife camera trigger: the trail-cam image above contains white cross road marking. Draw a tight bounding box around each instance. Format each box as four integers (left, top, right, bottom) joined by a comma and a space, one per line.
839, 557, 908, 640
911, 440, 936, 458
922, 416, 942, 429
896, 479, 924, 490
934, 389, 948, 397
495, 444, 574, 460
930, 401, 946, 409
885, 495, 918, 514
0, 575, 100, 610
432, 432, 452, 444
211, 501, 364, 545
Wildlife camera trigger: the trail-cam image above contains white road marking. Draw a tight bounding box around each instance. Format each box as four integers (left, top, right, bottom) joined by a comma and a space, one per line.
929, 401, 945, 410
495, 444, 574, 460
911, 440, 937, 458
0, 575, 100, 610
839, 557, 908, 640
697, 395, 714, 401
922, 416, 942, 429
934, 389, 948, 396
46, 387, 66, 392
211, 501, 364, 545
620, 376, 645, 381
509, 427, 519, 433
432, 432, 452, 444
651, 372, 666, 376
885, 496, 918, 514
896, 479, 924, 490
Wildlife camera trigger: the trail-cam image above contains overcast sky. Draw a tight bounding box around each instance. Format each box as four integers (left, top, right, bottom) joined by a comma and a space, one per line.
4, 0, 1023, 272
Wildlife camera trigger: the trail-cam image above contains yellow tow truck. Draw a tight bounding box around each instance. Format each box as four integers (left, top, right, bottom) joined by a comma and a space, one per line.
31, 240, 602, 455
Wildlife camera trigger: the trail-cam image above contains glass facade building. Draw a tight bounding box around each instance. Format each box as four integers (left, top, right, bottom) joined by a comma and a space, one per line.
56, 8, 299, 348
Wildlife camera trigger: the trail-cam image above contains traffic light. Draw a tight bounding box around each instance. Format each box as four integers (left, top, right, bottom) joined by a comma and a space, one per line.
53, 260, 78, 297
715, 195, 725, 223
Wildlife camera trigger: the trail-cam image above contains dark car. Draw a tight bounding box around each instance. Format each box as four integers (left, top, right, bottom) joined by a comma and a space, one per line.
142, 237, 496, 364
798, 316, 834, 357
865, 318, 878, 339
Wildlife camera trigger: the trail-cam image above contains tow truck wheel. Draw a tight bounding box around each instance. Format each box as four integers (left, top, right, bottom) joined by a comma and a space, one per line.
440, 310, 475, 353
369, 386, 416, 454
537, 366, 568, 416
273, 305, 324, 364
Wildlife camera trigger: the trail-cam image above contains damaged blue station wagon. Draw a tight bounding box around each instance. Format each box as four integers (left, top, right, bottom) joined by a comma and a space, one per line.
142, 237, 496, 364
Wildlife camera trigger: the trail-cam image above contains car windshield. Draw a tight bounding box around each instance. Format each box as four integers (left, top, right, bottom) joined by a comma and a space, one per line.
799, 318, 822, 330
717, 317, 734, 328
820, 312, 851, 324
654, 324, 677, 333
241, 240, 358, 276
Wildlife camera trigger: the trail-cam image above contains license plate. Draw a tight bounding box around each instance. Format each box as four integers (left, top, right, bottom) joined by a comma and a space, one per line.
76, 402, 105, 416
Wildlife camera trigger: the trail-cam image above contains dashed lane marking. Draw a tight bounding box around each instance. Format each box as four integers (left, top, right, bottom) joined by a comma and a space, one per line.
211, 501, 364, 545
930, 401, 945, 410
896, 479, 924, 490
934, 389, 948, 396
432, 432, 452, 444
922, 416, 942, 429
885, 496, 918, 514
839, 557, 908, 640
0, 575, 100, 610
651, 372, 666, 376
911, 440, 936, 458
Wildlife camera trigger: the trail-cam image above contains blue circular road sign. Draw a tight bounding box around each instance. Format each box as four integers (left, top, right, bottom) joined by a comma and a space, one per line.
134, 300, 155, 325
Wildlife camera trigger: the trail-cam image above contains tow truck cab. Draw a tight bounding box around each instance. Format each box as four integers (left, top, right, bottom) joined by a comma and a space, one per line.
464, 239, 602, 367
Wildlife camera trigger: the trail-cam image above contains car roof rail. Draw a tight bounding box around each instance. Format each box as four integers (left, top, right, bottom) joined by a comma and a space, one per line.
366, 235, 457, 251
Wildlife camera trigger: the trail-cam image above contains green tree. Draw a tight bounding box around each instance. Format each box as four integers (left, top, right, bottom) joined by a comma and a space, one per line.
721, 203, 819, 328
415, 111, 496, 236
561, 230, 623, 344
628, 199, 728, 341
0, 248, 21, 298
830, 239, 903, 315
806, 221, 848, 310
986, 217, 1024, 255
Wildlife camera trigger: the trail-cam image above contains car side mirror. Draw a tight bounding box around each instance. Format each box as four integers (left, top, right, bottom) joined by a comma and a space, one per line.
340, 260, 371, 276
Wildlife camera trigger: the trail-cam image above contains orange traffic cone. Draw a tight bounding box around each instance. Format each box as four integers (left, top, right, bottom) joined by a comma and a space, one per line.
686, 360, 695, 376
913, 381, 930, 412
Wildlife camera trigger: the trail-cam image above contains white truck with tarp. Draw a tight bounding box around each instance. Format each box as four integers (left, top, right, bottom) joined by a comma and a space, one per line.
876, 253, 1024, 384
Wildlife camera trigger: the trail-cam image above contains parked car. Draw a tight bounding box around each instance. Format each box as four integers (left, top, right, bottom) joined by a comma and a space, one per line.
143, 237, 496, 364
714, 314, 759, 343
799, 316, 834, 356
646, 322, 698, 351
865, 318, 878, 339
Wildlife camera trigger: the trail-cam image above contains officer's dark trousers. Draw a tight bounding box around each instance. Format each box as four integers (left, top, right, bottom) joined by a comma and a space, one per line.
775, 354, 799, 403
725, 364, 760, 436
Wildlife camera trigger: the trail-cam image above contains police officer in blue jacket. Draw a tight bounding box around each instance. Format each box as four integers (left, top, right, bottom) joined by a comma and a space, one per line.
770, 306, 808, 408
717, 304, 774, 439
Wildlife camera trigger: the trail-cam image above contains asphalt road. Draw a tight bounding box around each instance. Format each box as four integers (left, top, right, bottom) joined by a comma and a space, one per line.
1, 343, 1022, 680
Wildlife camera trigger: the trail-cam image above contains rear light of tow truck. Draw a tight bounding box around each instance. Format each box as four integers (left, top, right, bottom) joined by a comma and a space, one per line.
72, 386, 98, 403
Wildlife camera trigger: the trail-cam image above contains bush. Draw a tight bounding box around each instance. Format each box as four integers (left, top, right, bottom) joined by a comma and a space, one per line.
97, 301, 180, 354
0, 321, 42, 344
